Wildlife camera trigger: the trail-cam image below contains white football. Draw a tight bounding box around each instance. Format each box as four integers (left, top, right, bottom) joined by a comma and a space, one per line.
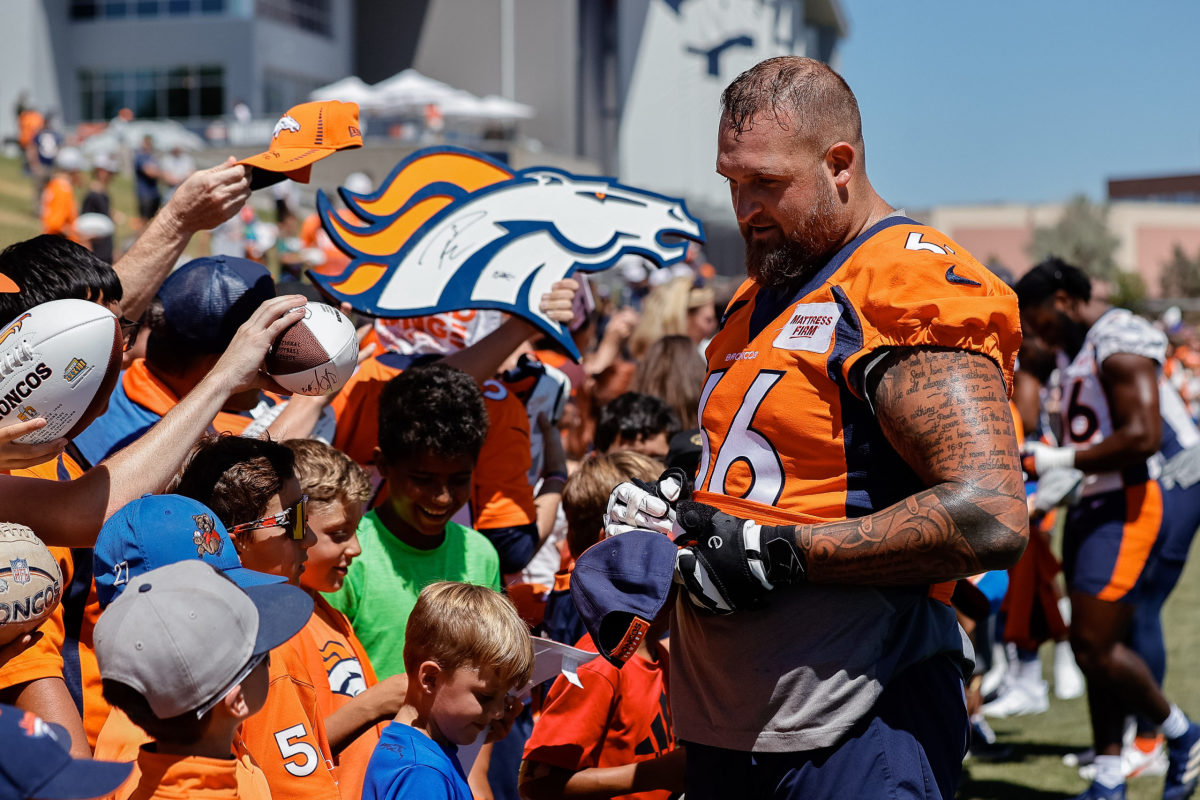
0, 522, 63, 645
0, 299, 122, 444
266, 303, 358, 396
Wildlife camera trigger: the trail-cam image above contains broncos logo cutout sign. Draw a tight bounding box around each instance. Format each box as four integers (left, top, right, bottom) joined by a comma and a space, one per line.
311, 146, 705, 359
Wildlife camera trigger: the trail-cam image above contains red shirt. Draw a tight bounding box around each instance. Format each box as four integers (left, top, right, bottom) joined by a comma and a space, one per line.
522, 634, 675, 800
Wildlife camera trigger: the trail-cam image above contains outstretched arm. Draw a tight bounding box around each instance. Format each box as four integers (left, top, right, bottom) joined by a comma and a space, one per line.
114, 158, 252, 318
0, 296, 306, 548
799, 347, 1029, 584
441, 279, 579, 383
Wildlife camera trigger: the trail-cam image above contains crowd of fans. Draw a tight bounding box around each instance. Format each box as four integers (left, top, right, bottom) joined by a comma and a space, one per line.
0, 95, 1196, 800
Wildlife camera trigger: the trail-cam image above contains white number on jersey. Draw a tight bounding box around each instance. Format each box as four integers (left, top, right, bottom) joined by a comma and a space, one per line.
696, 369, 785, 505
274, 724, 319, 777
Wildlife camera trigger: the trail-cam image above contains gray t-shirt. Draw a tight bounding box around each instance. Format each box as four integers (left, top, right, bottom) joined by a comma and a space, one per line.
672, 583, 966, 752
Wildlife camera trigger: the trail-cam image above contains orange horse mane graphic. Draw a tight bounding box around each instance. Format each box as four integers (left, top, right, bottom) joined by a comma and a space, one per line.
322, 151, 513, 259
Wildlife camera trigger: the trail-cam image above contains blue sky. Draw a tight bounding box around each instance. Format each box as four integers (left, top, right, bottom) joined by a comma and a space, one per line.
836, 1, 1200, 209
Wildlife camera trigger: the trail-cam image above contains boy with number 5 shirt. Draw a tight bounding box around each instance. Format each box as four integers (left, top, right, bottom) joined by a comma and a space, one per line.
174, 436, 339, 799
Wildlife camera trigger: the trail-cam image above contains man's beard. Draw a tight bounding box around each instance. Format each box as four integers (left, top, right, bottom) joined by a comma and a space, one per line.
744, 182, 844, 289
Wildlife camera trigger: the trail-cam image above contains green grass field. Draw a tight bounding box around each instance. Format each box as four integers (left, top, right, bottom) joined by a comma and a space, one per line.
960, 551, 1200, 799
0, 152, 141, 249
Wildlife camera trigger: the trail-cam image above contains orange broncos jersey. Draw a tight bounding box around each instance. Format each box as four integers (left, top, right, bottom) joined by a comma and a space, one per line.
0, 454, 112, 747
239, 635, 340, 800
695, 218, 1020, 576
331, 352, 536, 529
293, 595, 381, 799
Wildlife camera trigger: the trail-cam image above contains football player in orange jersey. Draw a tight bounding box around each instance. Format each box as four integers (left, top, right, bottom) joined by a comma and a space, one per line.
604, 57, 1027, 800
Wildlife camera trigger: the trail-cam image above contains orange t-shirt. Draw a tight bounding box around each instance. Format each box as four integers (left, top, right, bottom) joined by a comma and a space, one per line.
107, 747, 272, 800
18, 110, 44, 148
238, 637, 340, 800
293, 594, 381, 798
94, 706, 150, 763
522, 634, 674, 800
41, 175, 77, 239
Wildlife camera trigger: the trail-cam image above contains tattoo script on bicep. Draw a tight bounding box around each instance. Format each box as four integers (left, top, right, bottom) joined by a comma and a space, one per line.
800, 348, 1028, 585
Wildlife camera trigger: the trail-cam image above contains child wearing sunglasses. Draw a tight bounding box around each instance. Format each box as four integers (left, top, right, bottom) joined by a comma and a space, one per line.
284, 438, 410, 798
175, 435, 341, 800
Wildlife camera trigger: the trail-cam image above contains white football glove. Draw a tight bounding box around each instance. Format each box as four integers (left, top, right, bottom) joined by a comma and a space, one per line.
1032, 467, 1085, 514
1022, 442, 1075, 478
602, 469, 686, 538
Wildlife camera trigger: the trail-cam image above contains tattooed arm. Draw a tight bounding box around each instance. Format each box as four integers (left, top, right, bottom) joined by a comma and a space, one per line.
797, 347, 1028, 585
644, 347, 1029, 611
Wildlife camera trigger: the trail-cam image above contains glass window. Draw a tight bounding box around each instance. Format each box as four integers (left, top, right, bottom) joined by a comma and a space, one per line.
70, 0, 226, 19
70, 1, 98, 20
78, 64, 224, 120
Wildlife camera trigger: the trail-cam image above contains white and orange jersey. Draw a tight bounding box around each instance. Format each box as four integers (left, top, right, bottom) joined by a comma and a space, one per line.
1056, 308, 1200, 496
694, 216, 1021, 534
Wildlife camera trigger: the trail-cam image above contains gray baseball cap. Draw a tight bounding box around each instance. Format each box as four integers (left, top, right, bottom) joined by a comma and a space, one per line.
93, 560, 312, 719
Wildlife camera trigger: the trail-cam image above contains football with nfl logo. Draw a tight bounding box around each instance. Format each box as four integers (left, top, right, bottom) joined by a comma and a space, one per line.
0, 299, 122, 444
0, 522, 63, 645
265, 302, 358, 396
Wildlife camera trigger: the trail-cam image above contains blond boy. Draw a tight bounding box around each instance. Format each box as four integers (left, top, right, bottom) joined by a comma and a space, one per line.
363, 582, 532, 800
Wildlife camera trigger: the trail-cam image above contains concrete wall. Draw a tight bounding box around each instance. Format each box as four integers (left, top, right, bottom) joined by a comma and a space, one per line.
409, 0, 577, 155
615, 0, 814, 212
0, 2, 64, 142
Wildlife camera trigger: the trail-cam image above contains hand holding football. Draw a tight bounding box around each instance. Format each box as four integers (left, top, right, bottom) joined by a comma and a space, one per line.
265, 303, 357, 396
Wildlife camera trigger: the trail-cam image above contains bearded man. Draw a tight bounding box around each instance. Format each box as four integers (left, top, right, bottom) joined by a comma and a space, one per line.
605, 56, 1029, 799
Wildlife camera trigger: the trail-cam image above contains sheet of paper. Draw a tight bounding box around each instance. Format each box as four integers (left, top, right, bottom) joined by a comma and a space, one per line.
524, 635, 594, 697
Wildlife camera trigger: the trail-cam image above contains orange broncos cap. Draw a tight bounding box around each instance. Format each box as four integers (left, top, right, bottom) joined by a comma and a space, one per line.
240, 100, 362, 189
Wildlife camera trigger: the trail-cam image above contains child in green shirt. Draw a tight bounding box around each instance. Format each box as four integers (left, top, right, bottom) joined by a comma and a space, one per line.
326, 363, 501, 680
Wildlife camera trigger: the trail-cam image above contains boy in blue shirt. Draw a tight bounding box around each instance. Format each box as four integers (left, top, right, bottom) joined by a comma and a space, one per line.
363, 581, 533, 800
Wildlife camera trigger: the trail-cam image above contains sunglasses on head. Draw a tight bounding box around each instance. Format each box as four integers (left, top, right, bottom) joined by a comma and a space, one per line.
228, 495, 309, 541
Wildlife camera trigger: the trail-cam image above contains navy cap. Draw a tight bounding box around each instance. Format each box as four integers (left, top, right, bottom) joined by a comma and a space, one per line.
570, 529, 677, 668
0, 703, 132, 800
158, 256, 276, 353
94, 494, 284, 609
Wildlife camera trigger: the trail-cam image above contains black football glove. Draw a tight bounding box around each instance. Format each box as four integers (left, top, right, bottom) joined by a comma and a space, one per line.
673, 501, 807, 614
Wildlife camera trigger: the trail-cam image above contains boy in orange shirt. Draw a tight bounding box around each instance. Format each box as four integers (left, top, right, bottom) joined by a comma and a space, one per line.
95, 560, 313, 800
174, 436, 340, 799
284, 438, 408, 797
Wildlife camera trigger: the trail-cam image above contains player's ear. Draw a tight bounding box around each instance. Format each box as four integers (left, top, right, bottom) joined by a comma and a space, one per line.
825, 142, 855, 186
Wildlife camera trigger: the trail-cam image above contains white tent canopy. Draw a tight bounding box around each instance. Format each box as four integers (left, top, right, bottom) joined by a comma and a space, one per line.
368, 69, 461, 113
475, 94, 535, 120
309, 75, 377, 107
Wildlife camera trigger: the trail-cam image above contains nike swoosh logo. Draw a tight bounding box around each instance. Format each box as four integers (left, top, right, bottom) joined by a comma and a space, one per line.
946, 265, 982, 287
